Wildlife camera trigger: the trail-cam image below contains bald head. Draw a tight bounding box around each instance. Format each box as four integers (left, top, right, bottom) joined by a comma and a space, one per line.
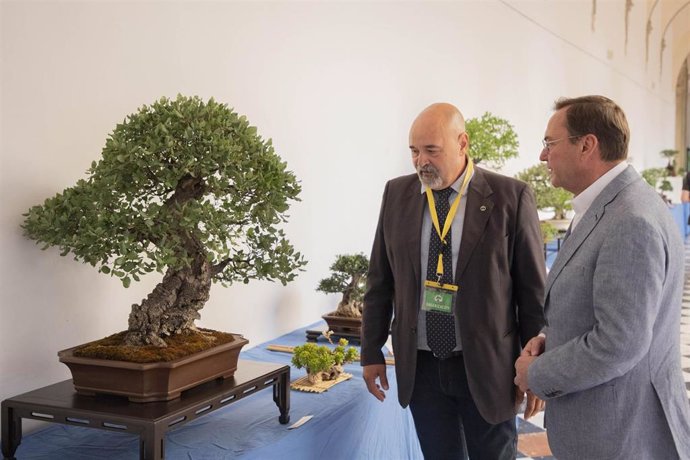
409, 103, 469, 189
412, 103, 466, 136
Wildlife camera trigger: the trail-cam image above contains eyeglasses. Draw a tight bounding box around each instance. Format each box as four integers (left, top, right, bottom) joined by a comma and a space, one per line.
542, 135, 581, 152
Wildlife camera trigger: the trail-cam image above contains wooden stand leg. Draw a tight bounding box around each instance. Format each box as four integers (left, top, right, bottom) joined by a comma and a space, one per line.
141, 425, 164, 460
274, 369, 290, 424
1, 403, 21, 460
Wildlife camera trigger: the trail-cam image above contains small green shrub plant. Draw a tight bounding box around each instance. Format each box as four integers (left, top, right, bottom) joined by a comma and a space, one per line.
291, 331, 359, 384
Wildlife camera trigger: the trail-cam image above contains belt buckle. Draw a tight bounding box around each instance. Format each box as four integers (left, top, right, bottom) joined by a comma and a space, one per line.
433, 350, 460, 359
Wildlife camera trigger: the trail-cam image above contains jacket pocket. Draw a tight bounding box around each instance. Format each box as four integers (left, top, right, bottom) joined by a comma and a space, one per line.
547, 382, 619, 459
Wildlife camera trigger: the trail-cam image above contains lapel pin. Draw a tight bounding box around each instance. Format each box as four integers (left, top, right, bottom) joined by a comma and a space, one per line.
480, 205, 487, 212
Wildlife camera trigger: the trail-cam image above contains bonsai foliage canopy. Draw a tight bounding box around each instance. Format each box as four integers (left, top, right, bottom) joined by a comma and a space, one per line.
464, 112, 519, 170
659, 149, 678, 175
23, 95, 306, 347
515, 163, 573, 220
291, 333, 359, 384
641, 167, 673, 203
316, 253, 369, 318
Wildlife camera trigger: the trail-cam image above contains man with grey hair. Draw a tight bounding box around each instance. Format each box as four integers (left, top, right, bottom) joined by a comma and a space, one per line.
362, 102, 546, 459
515, 95, 690, 459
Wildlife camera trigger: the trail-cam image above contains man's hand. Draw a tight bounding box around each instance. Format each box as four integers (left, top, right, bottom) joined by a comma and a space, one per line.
514, 387, 545, 420
523, 391, 545, 419
514, 354, 537, 393
521, 335, 545, 357
363, 364, 389, 401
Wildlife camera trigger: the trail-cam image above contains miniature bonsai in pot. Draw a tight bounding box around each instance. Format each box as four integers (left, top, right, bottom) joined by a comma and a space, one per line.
641, 167, 673, 204
660, 149, 679, 176
516, 163, 573, 224
317, 253, 369, 318
540, 221, 558, 244
540, 220, 559, 260
22, 95, 306, 399
291, 331, 359, 385
316, 253, 369, 338
465, 112, 519, 171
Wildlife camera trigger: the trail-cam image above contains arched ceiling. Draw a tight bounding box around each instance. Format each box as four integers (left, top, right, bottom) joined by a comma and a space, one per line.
648, 0, 690, 82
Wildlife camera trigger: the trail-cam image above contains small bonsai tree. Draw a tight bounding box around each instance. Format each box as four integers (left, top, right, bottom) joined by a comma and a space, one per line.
515, 163, 573, 220
465, 112, 519, 170
316, 253, 369, 318
291, 331, 359, 384
540, 221, 558, 244
641, 167, 673, 204
641, 167, 666, 188
660, 149, 678, 176
23, 95, 306, 347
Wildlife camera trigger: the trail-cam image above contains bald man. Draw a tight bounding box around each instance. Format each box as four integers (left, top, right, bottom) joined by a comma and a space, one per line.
361, 103, 546, 459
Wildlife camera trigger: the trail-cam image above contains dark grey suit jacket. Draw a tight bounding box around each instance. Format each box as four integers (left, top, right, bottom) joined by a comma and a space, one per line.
361, 167, 545, 424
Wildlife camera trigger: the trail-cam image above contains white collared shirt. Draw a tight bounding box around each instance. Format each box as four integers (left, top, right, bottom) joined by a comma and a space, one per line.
571, 161, 629, 231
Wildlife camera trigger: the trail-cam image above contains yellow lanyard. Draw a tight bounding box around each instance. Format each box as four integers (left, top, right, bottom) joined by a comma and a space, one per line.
425, 158, 474, 279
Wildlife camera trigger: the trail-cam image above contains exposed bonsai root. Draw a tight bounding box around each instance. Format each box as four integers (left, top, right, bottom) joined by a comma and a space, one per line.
333, 300, 362, 318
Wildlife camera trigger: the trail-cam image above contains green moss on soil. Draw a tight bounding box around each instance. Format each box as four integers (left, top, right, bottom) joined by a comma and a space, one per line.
73, 329, 237, 363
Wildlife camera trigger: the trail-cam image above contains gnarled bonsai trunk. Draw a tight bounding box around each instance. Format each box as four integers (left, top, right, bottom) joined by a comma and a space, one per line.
333, 273, 363, 318
124, 173, 216, 347
125, 256, 212, 347
334, 300, 362, 318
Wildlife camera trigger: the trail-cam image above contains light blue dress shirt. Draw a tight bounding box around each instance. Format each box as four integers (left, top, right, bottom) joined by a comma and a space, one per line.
417, 168, 474, 351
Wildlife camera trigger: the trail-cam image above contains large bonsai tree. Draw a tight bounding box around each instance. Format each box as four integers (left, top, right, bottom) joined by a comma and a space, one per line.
23, 95, 306, 347
316, 253, 369, 318
465, 112, 519, 170
515, 163, 573, 220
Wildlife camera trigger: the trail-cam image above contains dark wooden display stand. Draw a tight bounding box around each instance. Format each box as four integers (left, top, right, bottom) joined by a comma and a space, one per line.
305, 329, 361, 344
1, 360, 289, 460
306, 314, 361, 344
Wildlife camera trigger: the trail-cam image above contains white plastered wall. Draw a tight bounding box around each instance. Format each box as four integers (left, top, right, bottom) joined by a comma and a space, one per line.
0, 0, 679, 412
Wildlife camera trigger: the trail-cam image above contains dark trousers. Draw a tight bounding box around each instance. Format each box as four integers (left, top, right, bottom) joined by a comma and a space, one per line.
409, 350, 517, 460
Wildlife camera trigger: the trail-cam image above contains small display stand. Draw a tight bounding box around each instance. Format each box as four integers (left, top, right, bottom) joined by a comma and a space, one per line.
2, 360, 289, 460
305, 329, 361, 344
306, 314, 361, 344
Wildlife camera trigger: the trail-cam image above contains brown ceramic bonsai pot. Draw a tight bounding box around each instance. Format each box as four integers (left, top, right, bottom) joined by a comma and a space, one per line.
58, 334, 248, 402
321, 314, 361, 338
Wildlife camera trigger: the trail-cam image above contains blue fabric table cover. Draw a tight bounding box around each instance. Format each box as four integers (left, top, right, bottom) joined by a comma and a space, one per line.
11, 322, 423, 459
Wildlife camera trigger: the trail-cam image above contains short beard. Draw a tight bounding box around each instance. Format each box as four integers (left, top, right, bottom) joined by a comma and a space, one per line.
416, 164, 443, 189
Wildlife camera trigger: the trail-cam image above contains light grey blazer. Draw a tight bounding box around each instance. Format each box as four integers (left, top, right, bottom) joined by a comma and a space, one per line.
528, 165, 690, 460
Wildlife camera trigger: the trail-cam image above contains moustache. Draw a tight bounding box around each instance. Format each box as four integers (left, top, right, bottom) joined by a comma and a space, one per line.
417, 164, 439, 175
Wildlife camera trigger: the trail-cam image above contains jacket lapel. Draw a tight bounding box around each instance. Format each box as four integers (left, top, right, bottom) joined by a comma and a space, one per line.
544, 165, 641, 303
404, 180, 425, 287
455, 168, 494, 280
